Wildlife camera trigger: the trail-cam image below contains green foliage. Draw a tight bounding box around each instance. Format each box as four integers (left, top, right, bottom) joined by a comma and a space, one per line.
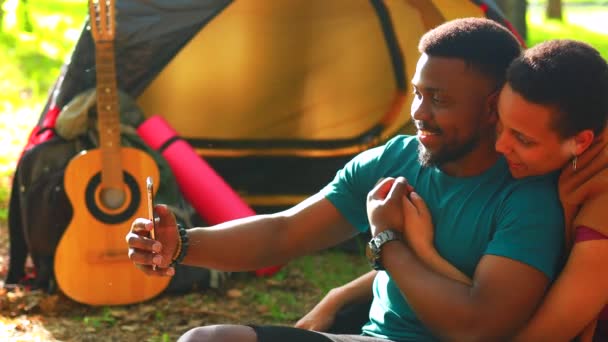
183, 293, 198, 305
0, 179, 9, 219
83, 307, 118, 328
0, 0, 85, 223
241, 250, 369, 322
147, 333, 172, 342
527, 6, 608, 59
154, 310, 165, 322
295, 249, 370, 293
251, 290, 300, 321
0, 0, 85, 110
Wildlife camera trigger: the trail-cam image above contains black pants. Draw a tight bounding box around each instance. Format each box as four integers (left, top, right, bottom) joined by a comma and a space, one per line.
327, 299, 372, 334
250, 298, 374, 342
250, 325, 333, 342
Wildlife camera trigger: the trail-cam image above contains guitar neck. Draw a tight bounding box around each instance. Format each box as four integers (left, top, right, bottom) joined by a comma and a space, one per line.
95, 40, 123, 189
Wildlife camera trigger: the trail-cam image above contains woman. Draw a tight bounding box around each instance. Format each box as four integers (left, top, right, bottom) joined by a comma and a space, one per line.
297, 39, 608, 341
494, 39, 608, 342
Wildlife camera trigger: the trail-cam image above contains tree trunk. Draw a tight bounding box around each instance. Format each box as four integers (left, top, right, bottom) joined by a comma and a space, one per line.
496, 0, 528, 41
0, 0, 6, 31
546, 0, 563, 20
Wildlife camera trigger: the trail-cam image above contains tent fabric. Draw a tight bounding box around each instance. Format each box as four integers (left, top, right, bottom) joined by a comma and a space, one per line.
43, 0, 232, 113
34, 0, 520, 210
138, 0, 410, 148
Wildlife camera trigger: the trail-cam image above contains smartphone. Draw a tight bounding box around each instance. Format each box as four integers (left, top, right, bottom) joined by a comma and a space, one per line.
146, 176, 158, 270
146, 176, 156, 240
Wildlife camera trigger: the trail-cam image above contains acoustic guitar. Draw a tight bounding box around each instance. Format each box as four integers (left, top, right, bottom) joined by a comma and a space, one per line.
54, 0, 170, 305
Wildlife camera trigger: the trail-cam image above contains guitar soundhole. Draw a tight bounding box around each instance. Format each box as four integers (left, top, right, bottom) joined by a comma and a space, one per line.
86, 172, 140, 224
100, 187, 126, 210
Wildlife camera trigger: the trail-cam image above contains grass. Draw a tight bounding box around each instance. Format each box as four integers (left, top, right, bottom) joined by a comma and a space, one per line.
221, 248, 371, 322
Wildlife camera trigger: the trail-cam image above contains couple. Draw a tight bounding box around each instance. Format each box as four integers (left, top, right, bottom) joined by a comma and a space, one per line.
127, 17, 608, 341
296, 21, 608, 342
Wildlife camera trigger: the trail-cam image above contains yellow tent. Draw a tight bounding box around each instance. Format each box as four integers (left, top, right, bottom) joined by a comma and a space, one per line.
136, 0, 521, 209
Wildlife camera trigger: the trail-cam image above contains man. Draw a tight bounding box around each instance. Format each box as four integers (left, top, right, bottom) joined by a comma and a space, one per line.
127, 18, 564, 341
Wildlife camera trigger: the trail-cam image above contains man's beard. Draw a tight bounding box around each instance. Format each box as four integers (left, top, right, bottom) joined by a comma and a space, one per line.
417, 135, 480, 168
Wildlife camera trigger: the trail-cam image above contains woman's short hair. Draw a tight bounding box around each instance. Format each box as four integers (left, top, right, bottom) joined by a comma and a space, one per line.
507, 39, 608, 138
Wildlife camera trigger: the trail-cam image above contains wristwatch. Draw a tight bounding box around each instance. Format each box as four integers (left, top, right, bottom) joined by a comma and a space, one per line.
365, 229, 402, 271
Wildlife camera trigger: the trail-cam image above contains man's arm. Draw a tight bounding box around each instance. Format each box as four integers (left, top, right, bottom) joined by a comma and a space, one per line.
128, 193, 358, 273
368, 177, 557, 341
383, 244, 548, 341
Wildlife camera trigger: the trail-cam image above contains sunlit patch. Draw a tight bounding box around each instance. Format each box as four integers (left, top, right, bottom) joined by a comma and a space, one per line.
567, 10, 608, 35
0, 305, 57, 341
39, 41, 60, 59
64, 28, 81, 42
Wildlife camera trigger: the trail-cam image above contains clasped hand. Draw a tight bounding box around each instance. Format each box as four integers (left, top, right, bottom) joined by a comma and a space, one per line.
367, 177, 434, 253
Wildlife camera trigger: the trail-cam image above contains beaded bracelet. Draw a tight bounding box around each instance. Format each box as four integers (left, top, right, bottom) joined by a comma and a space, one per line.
170, 223, 189, 268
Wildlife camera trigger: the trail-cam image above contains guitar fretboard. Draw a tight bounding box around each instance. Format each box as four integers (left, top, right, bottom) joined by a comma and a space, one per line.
94, 37, 122, 189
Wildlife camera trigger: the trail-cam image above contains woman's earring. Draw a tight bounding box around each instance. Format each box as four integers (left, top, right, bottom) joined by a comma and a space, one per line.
572, 155, 578, 171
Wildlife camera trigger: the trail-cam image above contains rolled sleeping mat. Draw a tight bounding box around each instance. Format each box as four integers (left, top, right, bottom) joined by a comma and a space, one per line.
137, 115, 282, 277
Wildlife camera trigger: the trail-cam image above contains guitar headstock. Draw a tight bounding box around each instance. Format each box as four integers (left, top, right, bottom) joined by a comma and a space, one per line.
88, 0, 115, 43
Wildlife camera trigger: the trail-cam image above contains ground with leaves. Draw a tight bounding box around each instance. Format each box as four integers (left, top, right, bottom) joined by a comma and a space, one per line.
0, 222, 369, 341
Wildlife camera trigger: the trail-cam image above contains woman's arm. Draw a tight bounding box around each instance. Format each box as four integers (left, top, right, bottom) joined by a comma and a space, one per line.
512, 192, 608, 341
511, 236, 608, 342
414, 246, 472, 285
295, 270, 377, 331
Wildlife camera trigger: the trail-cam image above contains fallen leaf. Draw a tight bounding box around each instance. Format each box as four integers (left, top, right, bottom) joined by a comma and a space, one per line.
265, 279, 282, 287
139, 305, 157, 315
39, 295, 60, 314
121, 324, 138, 332
225, 289, 242, 299
257, 305, 269, 313
109, 308, 128, 318
187, 319, 204, 327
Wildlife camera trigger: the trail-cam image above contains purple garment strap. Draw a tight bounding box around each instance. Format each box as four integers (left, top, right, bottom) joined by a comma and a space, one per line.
575, 226, 608, 242
574, 226, 608, 322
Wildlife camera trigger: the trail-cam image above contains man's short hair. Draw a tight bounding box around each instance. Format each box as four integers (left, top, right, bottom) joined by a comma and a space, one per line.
507, 39, 608, 138
419, 17, 522, 86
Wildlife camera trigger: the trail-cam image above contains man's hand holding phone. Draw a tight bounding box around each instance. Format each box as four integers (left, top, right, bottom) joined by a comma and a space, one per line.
126, 177, 179, 276
146, 177, 157, 270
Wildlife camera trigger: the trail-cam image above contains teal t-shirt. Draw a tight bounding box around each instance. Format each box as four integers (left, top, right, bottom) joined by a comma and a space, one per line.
321, 135, 564, 341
